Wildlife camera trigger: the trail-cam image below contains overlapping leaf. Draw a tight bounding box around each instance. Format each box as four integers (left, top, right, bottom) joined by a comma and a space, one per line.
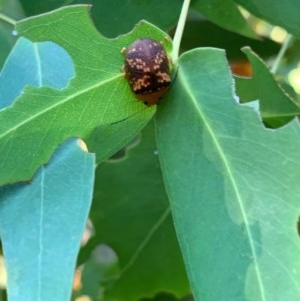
0, 37, 74, 109
0, 35, 96, 301
0, 5, 171, 185
156, 48, 300, 300
0, 138, 95, 301
235, 47, 300, 127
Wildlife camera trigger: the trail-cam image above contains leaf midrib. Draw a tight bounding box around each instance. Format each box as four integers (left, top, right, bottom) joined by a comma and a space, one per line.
180, 68, 267, 301
0, 73, 122, 140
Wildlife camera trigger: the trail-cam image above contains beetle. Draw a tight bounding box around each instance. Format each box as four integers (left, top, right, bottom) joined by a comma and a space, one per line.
122, 38, 171, 105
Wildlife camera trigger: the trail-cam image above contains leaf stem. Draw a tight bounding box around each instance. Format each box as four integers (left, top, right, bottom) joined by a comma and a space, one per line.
0, 13, 16, 26
172, 0, 191, 62
271, 33, 293, 74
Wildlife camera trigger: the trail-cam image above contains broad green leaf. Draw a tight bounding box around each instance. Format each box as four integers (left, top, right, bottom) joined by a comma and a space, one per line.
192, 0, 257, 38
0, 138, 95, 301
156, 48, 300, 301
235, 47, 300, 128
234, 0, 300, 39
0, 5, 170, 185
80, 122, 190, 301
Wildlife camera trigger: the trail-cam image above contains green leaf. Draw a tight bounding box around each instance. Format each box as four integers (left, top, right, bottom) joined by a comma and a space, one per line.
156, 48, 300, 300
0, 138, 95, 301
235, 47, 300, 127
18, 0, 181, 38
80, 122, 190, 301
87, 0, 181, 38
0, 37, 74, 109
16, 0, 181, 41
18, 0, 70, 15
85, 116, 155, 163
234, 0, 300, 38
192, 0, 257, 38
181, 19, 279, 60
0, 5, 170, 185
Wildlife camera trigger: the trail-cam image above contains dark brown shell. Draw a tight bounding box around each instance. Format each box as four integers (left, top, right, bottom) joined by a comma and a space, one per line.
124, 38, 171, 105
